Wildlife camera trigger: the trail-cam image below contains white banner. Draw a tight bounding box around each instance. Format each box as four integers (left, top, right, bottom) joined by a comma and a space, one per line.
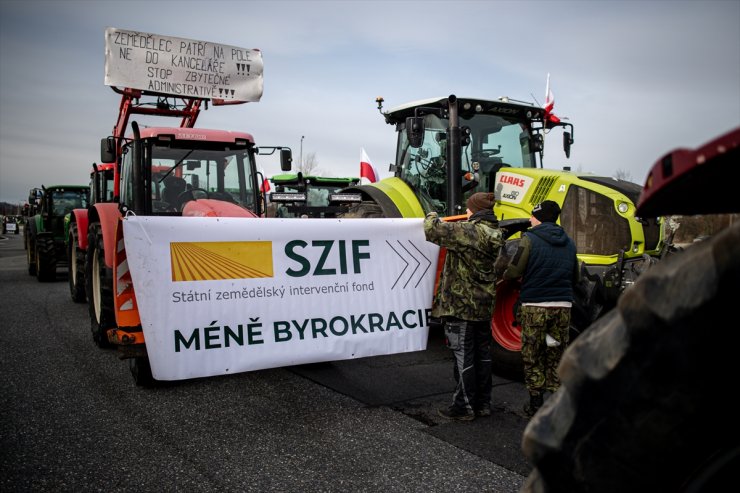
122, 217, 439, 380
104, 27, 263, 102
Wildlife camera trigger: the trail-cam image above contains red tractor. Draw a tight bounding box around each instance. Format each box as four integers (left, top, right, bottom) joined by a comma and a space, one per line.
87, 30, 292, 385
66, 162, 115, 302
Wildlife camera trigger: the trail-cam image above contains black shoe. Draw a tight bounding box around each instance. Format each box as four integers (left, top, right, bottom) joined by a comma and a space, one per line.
523, 394, 544, 417
474, 405, 491, 417
438, 406, 475, 421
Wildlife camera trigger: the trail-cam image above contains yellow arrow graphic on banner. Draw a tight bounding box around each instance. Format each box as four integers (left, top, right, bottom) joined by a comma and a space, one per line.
170, 241, 273, 281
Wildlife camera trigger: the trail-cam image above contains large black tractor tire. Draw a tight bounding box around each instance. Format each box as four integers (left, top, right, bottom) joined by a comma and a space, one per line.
521, 223, 740, 493
85, 223, 115, 349
25, 233, 36, 276
490, 338, 525, 382
68, 223, 86, 303
129, 356, 155, 387
35, 236, 57, 282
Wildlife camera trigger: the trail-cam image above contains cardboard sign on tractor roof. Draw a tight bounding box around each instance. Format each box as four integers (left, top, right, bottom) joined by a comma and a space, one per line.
104, 27, 263, 102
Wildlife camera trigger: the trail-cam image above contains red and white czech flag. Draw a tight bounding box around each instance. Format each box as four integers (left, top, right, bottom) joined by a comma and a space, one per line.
360, 148, 380, 184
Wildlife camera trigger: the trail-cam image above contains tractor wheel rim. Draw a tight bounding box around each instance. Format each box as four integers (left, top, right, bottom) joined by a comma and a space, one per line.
92, 246, 102, 323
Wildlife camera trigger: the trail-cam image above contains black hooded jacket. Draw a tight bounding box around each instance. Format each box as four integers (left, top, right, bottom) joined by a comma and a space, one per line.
503, 222, 578, 303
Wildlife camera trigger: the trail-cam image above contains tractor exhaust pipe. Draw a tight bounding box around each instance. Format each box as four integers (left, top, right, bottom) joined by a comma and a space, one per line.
446, 95, 462, 216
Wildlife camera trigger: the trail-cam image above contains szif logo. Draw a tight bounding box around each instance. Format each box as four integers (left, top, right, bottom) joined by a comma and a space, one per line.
170, 241, 273, 281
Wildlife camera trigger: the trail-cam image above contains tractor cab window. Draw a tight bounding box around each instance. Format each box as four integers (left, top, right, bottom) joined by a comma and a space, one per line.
92, 168, 115, 204
396, 114, 449, 213
120, 147, 134, 209
396, 112, 537, 214
463, 121, 534, 199
117, 139, 258, 214
307, 187, 331, 207
51, 190, 87, 215
145, 143, 257, 214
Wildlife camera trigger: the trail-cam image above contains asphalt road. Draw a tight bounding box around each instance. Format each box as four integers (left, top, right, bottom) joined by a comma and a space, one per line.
0, 231, 531, 492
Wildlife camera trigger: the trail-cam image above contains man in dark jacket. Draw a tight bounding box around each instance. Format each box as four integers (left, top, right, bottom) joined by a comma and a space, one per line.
424, 192, 504, 421
502, 200, 579, 417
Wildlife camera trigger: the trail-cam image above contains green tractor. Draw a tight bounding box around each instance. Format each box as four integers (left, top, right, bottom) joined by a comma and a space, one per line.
267, 173, 361, 218
25, 185, 89, 282
340, 95, 663, 377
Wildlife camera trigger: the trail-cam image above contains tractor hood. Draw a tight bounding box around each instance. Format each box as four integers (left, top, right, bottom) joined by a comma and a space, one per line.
182, 199, 257, 218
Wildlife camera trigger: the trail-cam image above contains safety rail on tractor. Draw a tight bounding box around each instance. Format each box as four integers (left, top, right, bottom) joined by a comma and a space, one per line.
339, 94, 663, 379
86, 28, 293, 385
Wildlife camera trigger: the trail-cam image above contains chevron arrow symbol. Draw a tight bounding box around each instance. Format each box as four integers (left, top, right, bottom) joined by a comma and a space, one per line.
386, 240, 433, 289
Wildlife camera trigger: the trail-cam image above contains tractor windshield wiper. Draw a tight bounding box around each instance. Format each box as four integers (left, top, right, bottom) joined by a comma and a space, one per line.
158, 150, 195, 183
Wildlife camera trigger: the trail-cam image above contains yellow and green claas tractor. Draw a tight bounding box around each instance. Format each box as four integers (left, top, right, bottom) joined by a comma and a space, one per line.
340, 95, 663, 377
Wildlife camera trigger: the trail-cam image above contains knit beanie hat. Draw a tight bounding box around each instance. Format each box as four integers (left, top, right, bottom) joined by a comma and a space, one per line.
532, 200, 561, 223
467, 192, 495, 213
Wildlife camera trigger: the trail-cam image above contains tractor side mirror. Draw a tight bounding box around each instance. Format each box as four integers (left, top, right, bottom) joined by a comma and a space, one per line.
100, 137, 115, 163
563, 131, 574, 158
280, 148, 293, 172
406, 117, 424, 148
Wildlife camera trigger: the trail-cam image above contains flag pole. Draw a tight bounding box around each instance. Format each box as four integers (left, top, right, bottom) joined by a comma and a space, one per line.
543, 73, 551, 151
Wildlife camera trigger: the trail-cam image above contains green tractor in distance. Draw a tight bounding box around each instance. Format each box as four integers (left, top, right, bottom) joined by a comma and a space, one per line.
2, 215, 19, 235
340, 95, 663, 378
25, 185, 89, 282
267, 173, 361, 218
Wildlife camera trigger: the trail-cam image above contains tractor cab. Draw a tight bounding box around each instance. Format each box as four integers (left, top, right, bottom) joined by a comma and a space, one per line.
385, 95, 572, 216
103, 127, 291, 217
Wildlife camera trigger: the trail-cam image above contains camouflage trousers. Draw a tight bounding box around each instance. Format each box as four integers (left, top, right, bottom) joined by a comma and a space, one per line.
520, 305, 571, 396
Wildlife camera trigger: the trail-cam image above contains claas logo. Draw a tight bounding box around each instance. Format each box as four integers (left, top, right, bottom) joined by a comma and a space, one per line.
170, 241, 273, 281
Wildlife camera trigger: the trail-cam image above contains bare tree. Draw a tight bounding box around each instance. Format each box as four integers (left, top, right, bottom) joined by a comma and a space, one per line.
298, 152, 320, 176
614, 168, 633, 182
668, 213, 740, 244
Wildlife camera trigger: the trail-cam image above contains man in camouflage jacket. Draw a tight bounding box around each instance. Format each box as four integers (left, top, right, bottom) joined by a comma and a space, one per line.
424, 192, 504, 421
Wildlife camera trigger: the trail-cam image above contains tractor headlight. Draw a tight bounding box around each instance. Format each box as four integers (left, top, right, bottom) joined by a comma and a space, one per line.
617, 202, 629, 214
270, 193, 306, 203
329, 193, 362, 203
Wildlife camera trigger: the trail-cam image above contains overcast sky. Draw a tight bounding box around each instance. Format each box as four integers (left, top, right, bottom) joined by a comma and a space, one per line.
1, 0, 738, 205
